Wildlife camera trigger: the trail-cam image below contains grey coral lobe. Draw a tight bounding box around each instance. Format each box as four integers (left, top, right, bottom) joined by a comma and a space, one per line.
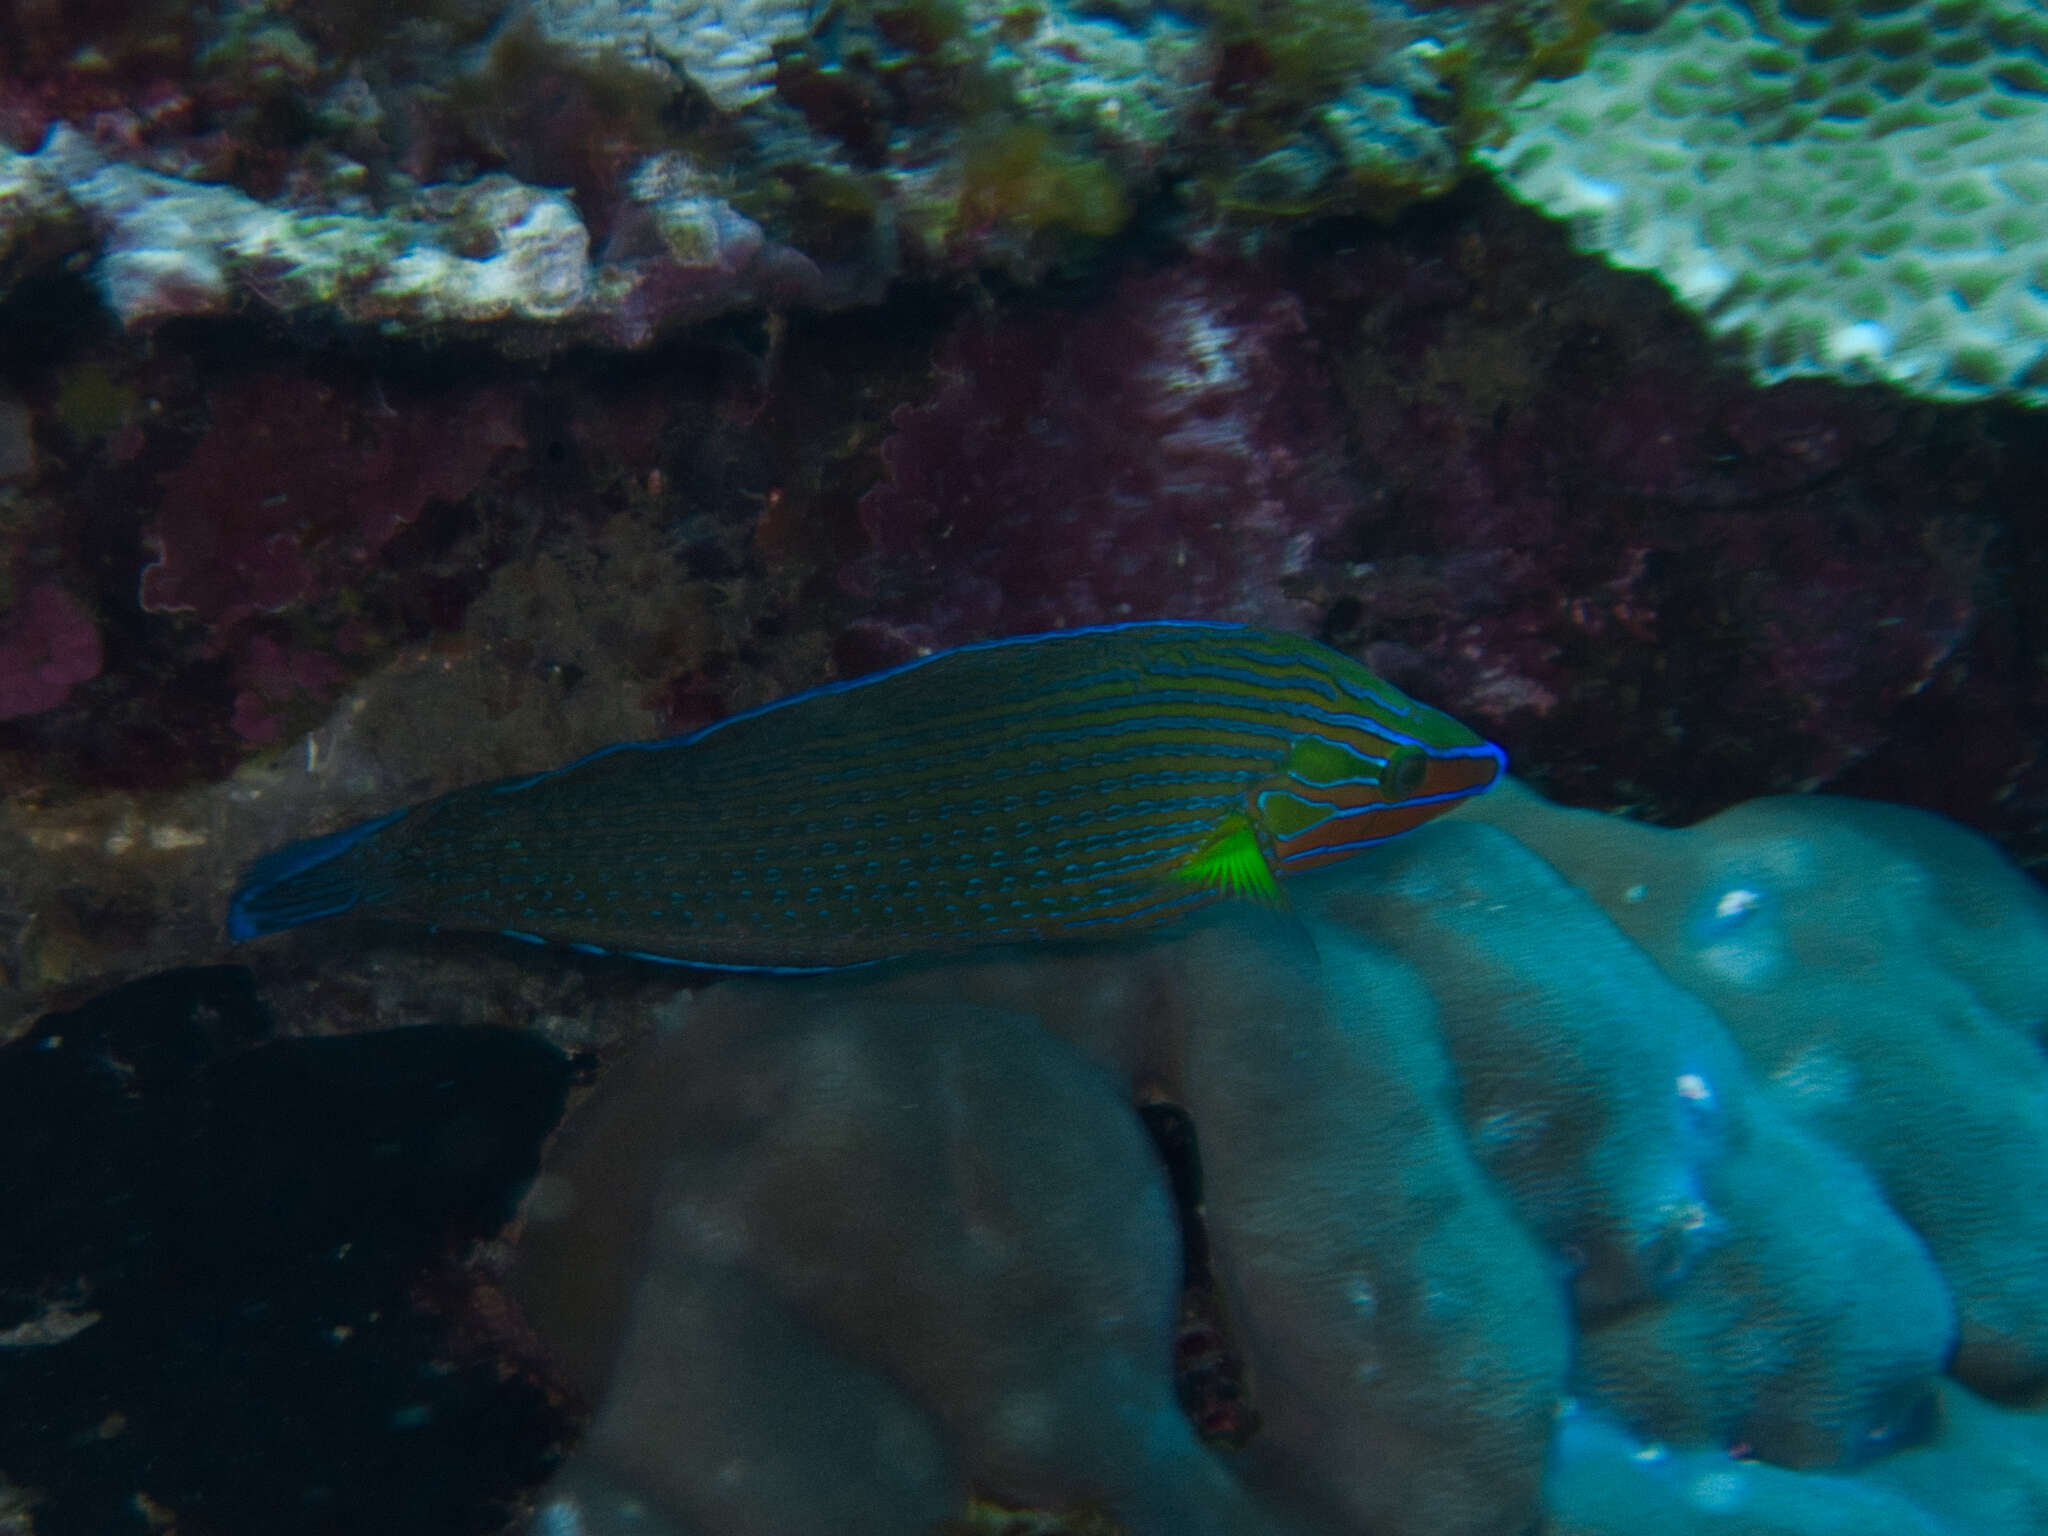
511, 780, 2048, 1536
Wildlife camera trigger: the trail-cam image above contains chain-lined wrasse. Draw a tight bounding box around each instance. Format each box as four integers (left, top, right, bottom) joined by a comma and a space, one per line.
227, 621, 1505, 971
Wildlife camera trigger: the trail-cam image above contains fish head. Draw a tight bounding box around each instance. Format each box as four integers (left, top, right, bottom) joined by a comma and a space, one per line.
1256, 695, 1506, 874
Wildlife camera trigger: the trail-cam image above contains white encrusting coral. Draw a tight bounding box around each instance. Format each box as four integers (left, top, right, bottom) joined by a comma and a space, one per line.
519, 0, 816, 111
1483, 0, 2048, 403
0, 127, 817, 347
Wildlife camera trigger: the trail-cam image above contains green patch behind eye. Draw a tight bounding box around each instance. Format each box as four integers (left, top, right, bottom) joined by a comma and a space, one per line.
1286, 736, 1383, 785
1259, 790, 1336, 839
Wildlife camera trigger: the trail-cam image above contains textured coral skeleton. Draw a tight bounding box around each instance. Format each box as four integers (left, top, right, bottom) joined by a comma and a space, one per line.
0, 0, 1582, 348
1485, 0, 2048, 400
521, 0, 816, 111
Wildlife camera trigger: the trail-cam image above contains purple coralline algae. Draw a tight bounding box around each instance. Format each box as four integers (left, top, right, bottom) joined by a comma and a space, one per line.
851, 260, 1360, 658
142, 370, 524, 630
0, 584, 101, 721
514, 780, 2048, 1536
227, 635, 349, 748
117, 367, 522, 753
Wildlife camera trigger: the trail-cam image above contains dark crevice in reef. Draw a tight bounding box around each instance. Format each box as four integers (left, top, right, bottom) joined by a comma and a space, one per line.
0, 966, 573, 1536
1139, 1097, 1261, 1450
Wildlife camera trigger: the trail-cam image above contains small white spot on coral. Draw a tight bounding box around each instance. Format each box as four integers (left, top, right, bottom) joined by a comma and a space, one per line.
1675, 1072, 1712, 1102
1670, 248, 1736, 306
1713, 887, 1761, 922
1466, 669, 1560, 717
1829, 320, 1893, 363
1159, 299, 1241, 390
0, 1300, 102, 1347
1555, 170, 1625, 214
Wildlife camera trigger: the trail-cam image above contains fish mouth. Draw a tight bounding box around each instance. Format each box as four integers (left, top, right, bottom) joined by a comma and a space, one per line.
1420, 742, 1507, 800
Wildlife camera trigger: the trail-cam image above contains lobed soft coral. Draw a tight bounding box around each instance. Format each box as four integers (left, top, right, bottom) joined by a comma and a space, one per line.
515, 781, 2048, 1535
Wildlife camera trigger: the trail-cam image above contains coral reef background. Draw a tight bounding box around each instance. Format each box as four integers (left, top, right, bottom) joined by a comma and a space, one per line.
5, 190, 2047, 1011
5, 0, 2048, 1529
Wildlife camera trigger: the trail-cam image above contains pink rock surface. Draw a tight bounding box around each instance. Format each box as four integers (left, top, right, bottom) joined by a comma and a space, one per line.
851, 259, 1360, 658
0, 584, 101, 721
141, 371, 524, 630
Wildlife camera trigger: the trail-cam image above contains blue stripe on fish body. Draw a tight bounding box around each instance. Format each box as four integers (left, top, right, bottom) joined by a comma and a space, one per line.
226, 621, 1505, 969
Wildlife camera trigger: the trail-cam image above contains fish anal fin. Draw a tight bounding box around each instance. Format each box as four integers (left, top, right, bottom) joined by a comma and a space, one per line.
1170, 814, 1285, 907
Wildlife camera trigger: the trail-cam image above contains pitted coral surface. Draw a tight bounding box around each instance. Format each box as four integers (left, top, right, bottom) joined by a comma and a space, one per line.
1485, 0, 2048, 400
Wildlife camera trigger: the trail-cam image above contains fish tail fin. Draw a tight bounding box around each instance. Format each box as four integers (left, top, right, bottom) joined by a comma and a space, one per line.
226, 808, 408, 942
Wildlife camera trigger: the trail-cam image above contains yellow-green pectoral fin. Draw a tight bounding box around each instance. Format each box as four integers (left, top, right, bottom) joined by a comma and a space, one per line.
1171, 814, 1284, 906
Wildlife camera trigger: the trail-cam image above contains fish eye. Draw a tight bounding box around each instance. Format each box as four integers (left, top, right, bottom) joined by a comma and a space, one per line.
1381, 747, 1427, 796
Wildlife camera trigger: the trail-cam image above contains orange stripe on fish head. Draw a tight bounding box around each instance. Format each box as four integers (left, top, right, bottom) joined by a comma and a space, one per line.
1253, 697, 1505, 875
